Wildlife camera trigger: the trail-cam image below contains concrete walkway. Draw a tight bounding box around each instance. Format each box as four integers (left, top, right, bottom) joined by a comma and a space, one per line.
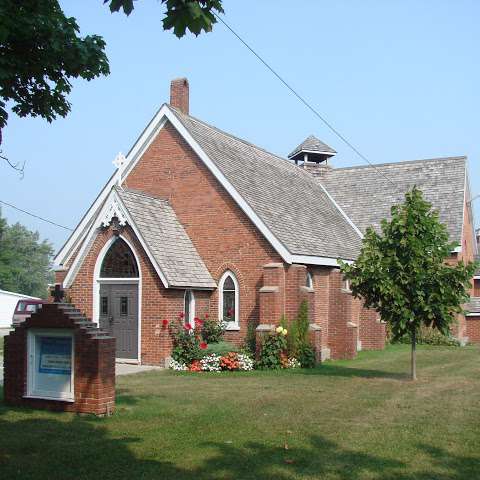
0, 357, 162, 384
115, 363, 163, 376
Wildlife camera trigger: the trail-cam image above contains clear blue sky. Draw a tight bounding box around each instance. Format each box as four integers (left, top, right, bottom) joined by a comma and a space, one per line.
2, 0, 479, 250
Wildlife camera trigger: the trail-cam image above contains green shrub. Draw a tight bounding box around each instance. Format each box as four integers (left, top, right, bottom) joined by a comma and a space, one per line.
241, 319, 257, 356
202, 341, 239, 357
296, 344, 316, 368
257, 330, 287, 369
169, 320, 201, 364
201, 317, 226, 343
393, 325, 460, 347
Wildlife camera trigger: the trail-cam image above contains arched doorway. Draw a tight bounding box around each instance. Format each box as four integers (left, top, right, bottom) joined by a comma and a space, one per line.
97, 237, 140, 360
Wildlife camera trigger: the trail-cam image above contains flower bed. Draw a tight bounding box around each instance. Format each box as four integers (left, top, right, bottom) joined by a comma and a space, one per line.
166, 311, 308, 373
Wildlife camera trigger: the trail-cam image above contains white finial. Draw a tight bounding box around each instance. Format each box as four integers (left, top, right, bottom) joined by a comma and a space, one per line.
113, 152, 126, 186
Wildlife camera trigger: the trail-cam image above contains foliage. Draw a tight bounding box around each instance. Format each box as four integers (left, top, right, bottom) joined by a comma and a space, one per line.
0, 212, 54, 298
105, 0, 225, 38
0, 0, 109, 130
284, 301, 316, 368
393, 325, 461, 347
169, 314, 202, 364
242, 319, 257, 356
200, 315, 226, 343
340, 187, 476, 379
257, 327, 288, 370
296, 344, 316, 368
0, 1, 224, 140
202, 341, 238, 357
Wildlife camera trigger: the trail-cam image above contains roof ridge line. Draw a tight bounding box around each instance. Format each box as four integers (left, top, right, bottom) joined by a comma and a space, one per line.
168, 105, 342, 187
332, 156, 467, 172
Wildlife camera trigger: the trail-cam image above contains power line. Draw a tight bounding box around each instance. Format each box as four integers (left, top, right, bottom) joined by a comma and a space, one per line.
0, 199, 73, 231
214, 13, 400, 190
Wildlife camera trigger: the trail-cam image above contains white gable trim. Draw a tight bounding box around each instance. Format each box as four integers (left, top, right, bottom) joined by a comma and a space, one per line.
56, 103, 362, 269
62, 189, 170, 289
54, 113, 168, 267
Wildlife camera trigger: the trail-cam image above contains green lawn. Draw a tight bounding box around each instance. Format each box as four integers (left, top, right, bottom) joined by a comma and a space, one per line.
1, 345, 479, 480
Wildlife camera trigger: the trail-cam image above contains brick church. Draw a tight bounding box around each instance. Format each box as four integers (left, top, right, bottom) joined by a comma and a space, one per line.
53, 78, 478, 365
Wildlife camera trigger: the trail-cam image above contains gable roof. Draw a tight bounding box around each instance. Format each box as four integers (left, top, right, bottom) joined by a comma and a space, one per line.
117, 189, 216, 288
288, 135, 336, 159
319, 157, 467, 245
169, 106, 362, 261
63, 187, 216, 289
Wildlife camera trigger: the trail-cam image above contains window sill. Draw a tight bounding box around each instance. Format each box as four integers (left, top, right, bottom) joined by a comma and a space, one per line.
225, 325, 240, 331
341, 288, 352, 294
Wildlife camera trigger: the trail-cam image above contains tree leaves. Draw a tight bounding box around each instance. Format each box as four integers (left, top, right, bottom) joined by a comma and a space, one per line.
0, 0, 110, 129
0, 211, 54, 298
340, 187, 477, 341
104, 0, 225, 37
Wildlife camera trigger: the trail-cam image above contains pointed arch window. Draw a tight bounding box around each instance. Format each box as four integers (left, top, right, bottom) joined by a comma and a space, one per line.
219, 271, 239, 330
100, 238, 139, 278
184, 289, 196, 327
306, 271, 313, 289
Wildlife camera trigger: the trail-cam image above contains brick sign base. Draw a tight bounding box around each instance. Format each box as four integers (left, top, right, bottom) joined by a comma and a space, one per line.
3, 303, 115, 415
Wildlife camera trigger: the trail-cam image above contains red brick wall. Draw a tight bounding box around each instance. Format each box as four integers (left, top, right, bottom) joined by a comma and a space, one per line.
124, 121, 283, 341
4, 303, 115, 415
327, 269, 358, 360
466, 316, 480, 344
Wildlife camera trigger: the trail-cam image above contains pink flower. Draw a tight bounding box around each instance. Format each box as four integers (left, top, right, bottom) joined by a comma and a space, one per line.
200, 342, 208, 350
162, 319, 169, 328
184, 323, 192, 331
179, 312, 185, 319
195, 318, 204, 327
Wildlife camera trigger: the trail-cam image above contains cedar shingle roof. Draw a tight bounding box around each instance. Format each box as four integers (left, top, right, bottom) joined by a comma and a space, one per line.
320, 157, 466, 245
170, 107, 362, 261
117, 188, 216, 288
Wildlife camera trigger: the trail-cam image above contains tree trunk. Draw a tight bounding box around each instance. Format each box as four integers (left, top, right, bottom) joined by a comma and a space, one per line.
411, 328, 417, 381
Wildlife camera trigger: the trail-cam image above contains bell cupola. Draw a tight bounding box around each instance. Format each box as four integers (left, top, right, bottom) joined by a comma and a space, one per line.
288, 135, 336, 165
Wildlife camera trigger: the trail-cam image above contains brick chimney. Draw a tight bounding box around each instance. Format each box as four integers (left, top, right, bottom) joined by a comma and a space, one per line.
170, 78, 189, 114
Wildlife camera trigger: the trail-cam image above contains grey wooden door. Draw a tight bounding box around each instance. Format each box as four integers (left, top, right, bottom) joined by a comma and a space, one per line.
99, 283, 139, 359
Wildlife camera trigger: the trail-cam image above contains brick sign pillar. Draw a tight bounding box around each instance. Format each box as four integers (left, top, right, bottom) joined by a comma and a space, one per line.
3, 303, 115, 415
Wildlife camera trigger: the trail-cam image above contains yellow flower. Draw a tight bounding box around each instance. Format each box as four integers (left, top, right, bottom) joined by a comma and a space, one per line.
276, 326, 283, 334
282, 328, 288, 336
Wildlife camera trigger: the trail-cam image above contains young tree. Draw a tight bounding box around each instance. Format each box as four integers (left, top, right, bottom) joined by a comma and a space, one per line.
0, 211, 54, 298
340, 187, 476, 380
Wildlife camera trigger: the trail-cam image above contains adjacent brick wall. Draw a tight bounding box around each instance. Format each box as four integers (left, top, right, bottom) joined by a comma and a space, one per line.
466, 316, 480, 344
4, 303, 115, 415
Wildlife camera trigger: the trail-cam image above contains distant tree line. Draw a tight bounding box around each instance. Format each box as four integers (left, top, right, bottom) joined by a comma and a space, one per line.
0, 211, 54, 298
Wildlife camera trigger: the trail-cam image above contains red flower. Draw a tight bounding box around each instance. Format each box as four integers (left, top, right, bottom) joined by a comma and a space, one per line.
179, 312, 185, 319
162, 319, 169, 327
200, 342, 208, 350
184, 323, 192, 331
195, 319, 204, 327
205, 313, 209, 319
